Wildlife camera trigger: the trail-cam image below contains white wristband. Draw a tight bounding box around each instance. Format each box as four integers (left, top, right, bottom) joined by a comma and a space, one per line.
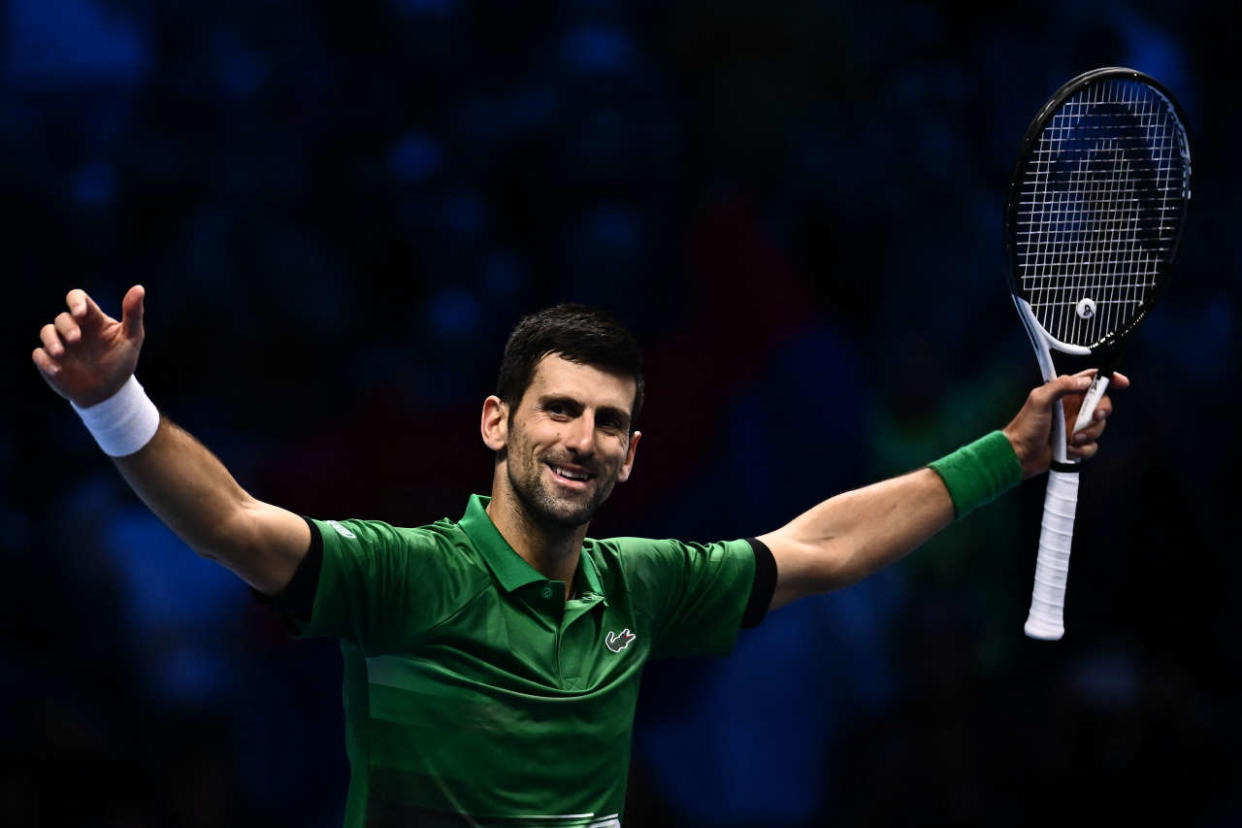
71, 375, 161, 457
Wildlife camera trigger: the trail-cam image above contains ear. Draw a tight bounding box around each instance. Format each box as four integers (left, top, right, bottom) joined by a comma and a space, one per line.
616, 430, 642, 483
481, 396, 509, 452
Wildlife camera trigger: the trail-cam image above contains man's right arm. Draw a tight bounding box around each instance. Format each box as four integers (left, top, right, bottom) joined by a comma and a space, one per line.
112, 418, 310, 594
33, 286, 309, 595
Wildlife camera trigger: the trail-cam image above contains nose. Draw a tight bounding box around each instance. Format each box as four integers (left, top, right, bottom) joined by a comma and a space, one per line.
564, 411, 595, 456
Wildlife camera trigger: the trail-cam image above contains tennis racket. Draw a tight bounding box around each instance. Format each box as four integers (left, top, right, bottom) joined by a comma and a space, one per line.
1004, 67, 1191, 640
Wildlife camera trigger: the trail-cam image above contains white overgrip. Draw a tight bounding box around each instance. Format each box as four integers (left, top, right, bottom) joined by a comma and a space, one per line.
1024, 470, 1080, 640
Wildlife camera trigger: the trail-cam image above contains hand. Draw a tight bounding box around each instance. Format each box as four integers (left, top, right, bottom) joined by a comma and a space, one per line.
32, 286, 146, 408
1002, 368, 1130, 479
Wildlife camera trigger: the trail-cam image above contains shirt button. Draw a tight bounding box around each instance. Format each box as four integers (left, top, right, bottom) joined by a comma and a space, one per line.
540, 585, 554, 600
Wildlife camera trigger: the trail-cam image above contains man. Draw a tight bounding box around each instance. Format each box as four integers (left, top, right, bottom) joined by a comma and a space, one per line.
34, 286, 1123, 826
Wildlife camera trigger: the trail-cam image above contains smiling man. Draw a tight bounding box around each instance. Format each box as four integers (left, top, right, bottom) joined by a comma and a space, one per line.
33, 288, 1124, 827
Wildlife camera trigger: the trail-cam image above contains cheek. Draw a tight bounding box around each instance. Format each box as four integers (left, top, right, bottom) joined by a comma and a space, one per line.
609, 441, 632, 472
516, 429, 556, 467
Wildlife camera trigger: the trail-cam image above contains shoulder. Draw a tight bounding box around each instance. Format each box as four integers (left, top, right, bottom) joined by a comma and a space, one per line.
312, 516, 483, 572
586, 536, 754, 579
584, 536, 667, 570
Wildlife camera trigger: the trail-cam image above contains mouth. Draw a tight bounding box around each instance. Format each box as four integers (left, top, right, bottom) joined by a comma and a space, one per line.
547, 462, 595, 489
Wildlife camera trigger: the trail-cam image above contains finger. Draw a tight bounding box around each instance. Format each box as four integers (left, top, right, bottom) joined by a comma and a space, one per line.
66, 289, 88, 317
66, 288, 107, 321
1072, 420, 1106, 445
53, 311, 81, 344
1035, 373, 1093, 406
1068, 440, 1099, 460
1070, 367, 1129, 390
1070, 396, 1114, 440
121, 284, 145, 341
40, 323, 65, 357
68, 290, 115, 342
32, 347, 61, 377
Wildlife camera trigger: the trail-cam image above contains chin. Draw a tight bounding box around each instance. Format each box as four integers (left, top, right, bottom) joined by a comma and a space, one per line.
535, 495, 599, 530
529, 483, 612, 530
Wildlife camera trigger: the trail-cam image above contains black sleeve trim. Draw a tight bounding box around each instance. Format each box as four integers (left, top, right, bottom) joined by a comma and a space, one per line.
741, 537, 776, 629
252, 517, 323, 629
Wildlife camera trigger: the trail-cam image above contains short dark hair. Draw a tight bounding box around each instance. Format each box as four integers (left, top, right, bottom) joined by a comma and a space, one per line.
496, 304, 644, 429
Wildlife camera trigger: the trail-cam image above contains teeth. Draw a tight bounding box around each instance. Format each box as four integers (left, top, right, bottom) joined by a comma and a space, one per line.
553, 465, 589, 481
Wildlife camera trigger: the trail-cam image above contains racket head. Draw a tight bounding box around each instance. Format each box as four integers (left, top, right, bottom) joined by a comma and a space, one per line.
1004, 67, 1191, 353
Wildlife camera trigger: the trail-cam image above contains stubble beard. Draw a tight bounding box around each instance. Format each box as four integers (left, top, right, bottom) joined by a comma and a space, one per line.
507, 451, 616, 531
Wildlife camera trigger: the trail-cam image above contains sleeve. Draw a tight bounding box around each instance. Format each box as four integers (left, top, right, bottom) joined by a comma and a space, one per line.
623, 536, 772, 659
274, 517, 477, 655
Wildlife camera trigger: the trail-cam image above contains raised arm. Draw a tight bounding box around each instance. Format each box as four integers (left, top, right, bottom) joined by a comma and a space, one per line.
33, 286, 309, 595
758, 370, 1128, 611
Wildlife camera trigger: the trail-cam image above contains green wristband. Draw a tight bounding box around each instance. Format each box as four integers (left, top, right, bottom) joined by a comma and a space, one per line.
928, 431, 1023, 519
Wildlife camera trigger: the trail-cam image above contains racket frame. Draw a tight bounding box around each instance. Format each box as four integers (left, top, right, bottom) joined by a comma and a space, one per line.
1004, 67, 1191, 357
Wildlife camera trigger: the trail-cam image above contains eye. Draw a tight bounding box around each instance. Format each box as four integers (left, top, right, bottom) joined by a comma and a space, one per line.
597, 414, 627, 434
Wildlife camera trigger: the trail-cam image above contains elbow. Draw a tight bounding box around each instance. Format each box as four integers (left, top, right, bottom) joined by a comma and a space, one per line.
197, 504, 259, 563
194, 503, 279, 590
773, 538, 859, 606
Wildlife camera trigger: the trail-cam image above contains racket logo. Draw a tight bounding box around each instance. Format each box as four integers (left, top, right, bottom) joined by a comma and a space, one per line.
1075, 298, 1096, 319
1049, 105, 1162, 249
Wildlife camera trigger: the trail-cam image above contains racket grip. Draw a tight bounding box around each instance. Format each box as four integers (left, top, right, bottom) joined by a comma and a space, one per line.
1024, 470, 1080, 641
1072, 372, 1111, 434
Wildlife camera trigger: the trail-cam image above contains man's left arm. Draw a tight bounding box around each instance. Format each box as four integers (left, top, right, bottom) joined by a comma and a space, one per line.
758, 370, 1129, 611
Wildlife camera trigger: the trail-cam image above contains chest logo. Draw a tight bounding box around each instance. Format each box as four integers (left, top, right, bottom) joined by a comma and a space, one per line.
605, 628, 637, 654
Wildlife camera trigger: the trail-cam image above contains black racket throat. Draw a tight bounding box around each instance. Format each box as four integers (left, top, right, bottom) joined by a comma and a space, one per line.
1088, 347, 1121, 381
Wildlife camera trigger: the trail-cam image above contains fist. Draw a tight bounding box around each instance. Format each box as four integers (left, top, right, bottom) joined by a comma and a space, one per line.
1003, 369, 1129, 479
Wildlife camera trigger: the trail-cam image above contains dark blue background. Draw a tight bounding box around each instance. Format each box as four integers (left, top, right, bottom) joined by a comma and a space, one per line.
6, 0, 1239, 824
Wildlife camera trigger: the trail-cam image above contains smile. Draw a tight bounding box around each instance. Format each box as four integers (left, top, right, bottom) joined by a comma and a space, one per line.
548, 463, 594, 485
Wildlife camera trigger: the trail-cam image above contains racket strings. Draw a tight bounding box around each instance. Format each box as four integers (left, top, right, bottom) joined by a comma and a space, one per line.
1014, 77, 1189, 347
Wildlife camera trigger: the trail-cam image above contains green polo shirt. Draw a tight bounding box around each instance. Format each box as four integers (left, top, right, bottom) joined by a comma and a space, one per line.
275, 495, 774, 827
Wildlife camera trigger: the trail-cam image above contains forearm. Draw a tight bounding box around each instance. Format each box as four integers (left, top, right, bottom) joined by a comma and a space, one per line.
760, 468, 954, 608
112, 415, 307, 593
113, 416, 249, 553
762, 431, 1023, 610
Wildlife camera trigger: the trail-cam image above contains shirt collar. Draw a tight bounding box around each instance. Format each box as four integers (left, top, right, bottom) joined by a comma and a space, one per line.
459, 494, 545, 592
459, 494, 605, 605
574, 541, 605, 602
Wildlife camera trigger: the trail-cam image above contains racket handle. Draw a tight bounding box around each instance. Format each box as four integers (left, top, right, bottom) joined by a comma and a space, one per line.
1072, 372, 1111, 434
1024, 470, 1080, 640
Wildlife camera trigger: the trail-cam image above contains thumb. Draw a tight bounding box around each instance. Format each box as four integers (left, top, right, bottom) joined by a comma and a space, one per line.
121, 284, 145, 341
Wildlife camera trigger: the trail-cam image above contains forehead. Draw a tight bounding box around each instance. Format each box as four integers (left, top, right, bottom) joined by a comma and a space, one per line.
523, 353, 637, 413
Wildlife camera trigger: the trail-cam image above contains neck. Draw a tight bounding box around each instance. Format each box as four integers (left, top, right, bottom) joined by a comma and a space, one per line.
486, 480, 587, 588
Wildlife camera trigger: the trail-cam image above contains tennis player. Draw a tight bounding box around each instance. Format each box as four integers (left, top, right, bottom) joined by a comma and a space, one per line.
33, 286, 1124, 827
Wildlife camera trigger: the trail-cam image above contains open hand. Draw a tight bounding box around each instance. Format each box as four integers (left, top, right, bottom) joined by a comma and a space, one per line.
32, 286, 146, 408
1003, 368, 1129, 479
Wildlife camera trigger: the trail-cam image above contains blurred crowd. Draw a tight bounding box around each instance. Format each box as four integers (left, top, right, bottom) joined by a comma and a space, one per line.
4, 0, 1239, 825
